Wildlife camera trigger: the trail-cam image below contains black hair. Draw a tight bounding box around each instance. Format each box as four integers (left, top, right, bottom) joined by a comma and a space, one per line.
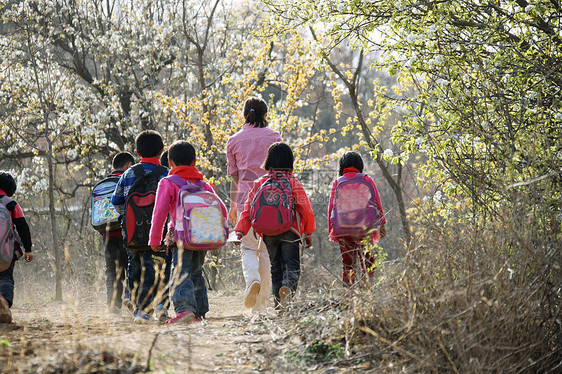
0, 171, 17, 197
243, 97, 268, 128
112, 152, 135, 169
168, 140, 196, 166
135, 130, 164, 158
339, 151, 364, 176
263, 142, 293, 171
160, 150, 169, 168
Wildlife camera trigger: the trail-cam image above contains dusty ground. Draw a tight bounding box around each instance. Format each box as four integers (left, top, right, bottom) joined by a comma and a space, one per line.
0, 291, 299, 373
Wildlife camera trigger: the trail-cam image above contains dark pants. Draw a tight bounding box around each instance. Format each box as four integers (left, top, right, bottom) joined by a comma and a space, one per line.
263, 231, 301, 307
0, 260, 15, 308
170, 245, 208, 318
104, 235, 129, 308
152, 248, 172, 309
127, 249, 156, 313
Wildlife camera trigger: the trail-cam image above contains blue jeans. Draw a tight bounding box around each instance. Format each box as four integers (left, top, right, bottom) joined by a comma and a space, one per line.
104, 235, 129, 308
0, 260, 15, 307
127, 250, 156, 313
171, 246, 208, 317
263, 231, 301, 307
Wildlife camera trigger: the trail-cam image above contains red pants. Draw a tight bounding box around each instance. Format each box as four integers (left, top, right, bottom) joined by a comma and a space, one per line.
338, 237, 376, 287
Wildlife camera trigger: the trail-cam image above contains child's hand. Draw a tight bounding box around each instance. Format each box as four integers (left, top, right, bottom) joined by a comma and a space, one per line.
151, 245, 161, 252
228, 206, 238, 226
233, 233, 243, 245
304, 236, 313, 248
379, 224, 386, 239
24, 252, 33, 262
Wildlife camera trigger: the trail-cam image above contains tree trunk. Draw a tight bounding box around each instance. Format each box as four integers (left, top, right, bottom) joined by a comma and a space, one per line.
47, 140, 63, 301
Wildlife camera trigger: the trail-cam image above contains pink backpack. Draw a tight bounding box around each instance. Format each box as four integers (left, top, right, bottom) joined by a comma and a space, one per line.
0, 196, 22, 272
330, 173, 382, 238
168, 175, 228, 250
250, 172, 293, 236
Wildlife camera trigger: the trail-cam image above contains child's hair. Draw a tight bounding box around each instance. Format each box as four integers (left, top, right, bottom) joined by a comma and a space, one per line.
0, 171, 17, 197
243, 97, 268, 128
168, 140, 196, 166
339, 151, 364, 176
136, 130, 164, 158
263, 142, 293, 171
112, 152, 135, 169
160, 150, 169, 168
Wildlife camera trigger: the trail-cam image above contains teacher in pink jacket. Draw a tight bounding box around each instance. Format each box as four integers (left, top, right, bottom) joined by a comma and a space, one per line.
227, 97, 282, 312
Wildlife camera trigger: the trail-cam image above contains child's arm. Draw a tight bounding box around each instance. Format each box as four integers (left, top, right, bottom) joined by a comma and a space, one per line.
364, 175, 386, 224
291, 177, 316, 236
111, 173, 127, 214
10, 203, 33, 262
233, 179, 260, 239
365, 174, 387, 240
327, 179, 338, 241
149, 179, 173, 250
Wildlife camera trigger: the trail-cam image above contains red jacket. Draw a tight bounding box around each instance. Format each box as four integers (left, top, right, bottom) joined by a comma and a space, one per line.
327, 167, 386, 243
235, 171, 316, 237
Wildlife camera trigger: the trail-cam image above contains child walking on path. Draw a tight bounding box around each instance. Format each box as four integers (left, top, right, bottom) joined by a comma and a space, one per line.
97, 152, 134, 316
149, 140, 227, 324
0, 171, 33, 323
111, 130, 168, 323
328, 151, 386, 287
226, 97, 282, 311
235, 143, 315, 308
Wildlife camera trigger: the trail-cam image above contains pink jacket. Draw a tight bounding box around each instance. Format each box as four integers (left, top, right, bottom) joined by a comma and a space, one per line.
149, 166, 226, 247
327, 168, 386, 243
226, 124, 282, 210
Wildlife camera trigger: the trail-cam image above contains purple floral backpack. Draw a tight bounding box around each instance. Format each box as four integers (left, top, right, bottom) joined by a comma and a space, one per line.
330, 173, 382, 238
168, 175, 228, 251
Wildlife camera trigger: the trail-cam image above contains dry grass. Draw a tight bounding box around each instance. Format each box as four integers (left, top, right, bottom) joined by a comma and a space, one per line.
273, 215, 561, 373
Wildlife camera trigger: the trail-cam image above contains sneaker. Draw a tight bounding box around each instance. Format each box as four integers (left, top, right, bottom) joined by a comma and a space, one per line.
153, 304, 169, 322
193, 315, 206, 322
279, 286, 291, 304
165, 311, 195, 325
133, 310, 152, 324
0, 309, 12, 324
244, 281, 261, 309
0, 297, 11, 324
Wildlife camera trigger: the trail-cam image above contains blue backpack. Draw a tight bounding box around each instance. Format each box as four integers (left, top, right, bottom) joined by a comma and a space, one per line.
90, 175, 121, 234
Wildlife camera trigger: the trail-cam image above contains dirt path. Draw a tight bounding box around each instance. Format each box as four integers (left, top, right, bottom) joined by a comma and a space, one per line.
0, 291, 290, 373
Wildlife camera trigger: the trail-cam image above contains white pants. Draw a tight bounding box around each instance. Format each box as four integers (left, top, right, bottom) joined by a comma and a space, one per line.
240, 227, 272, 310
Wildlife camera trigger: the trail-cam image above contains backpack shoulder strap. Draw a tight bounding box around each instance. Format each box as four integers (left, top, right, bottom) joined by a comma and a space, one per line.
151, 165, 166, 179
131, 164, 146, 179
0, 196, 15, 210
167, 174, 186, 187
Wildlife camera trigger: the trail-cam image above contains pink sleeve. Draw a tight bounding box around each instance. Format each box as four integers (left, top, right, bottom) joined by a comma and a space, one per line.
149, 179, 174, 246
226, 139, 238, 176
327, 179, 338, 242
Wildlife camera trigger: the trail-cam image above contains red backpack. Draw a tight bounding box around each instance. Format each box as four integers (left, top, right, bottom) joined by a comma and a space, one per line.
250, 172, 293, 236
123, 164, 167, 251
